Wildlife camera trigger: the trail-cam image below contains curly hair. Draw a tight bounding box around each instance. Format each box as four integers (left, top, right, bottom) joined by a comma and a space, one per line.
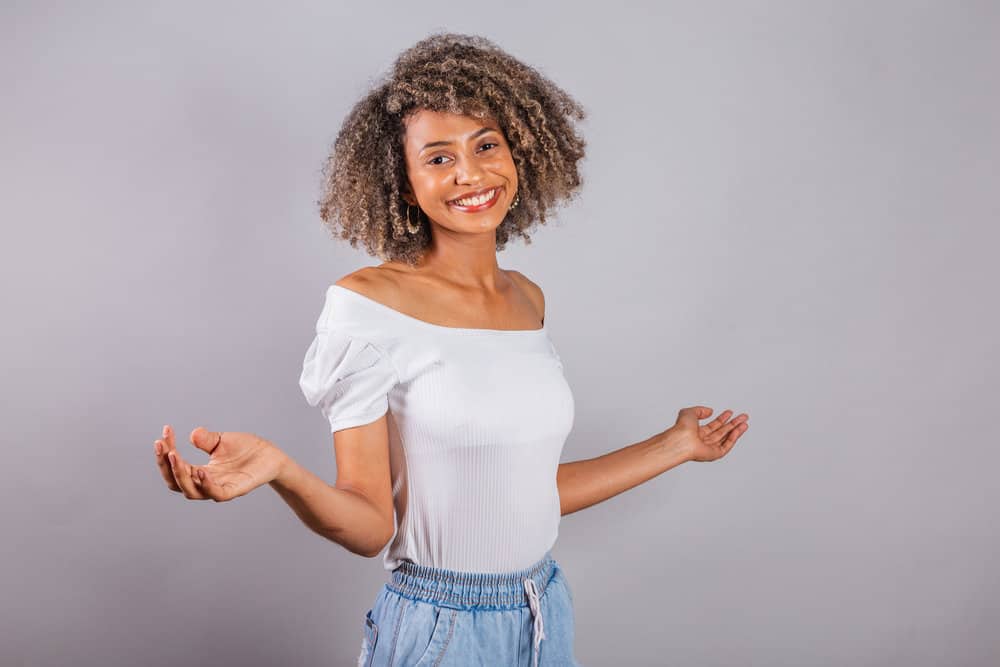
317, 32, 587, 266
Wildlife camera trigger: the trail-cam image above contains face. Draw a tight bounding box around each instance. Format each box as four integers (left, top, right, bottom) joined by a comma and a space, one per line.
401, 109, 519, 233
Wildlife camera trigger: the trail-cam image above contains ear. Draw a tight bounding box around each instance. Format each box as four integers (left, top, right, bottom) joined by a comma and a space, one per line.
400, 183, 417, 207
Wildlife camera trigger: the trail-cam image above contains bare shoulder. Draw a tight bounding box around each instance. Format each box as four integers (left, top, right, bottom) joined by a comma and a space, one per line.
505, 269, 546, 323
334, 264, 405, 306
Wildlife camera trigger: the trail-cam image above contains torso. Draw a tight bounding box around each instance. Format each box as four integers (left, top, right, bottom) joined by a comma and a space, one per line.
335, 262, 545, 331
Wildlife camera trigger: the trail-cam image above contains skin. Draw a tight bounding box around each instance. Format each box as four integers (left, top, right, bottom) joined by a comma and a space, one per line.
376, 109, 531, 324
152, 109, 750, 555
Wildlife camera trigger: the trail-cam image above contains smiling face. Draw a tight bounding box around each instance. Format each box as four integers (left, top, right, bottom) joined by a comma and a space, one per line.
401, 109, 519, 233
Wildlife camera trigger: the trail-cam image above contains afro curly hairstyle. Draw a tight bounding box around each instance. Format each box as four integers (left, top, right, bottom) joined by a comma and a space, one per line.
317, 32, 587, 267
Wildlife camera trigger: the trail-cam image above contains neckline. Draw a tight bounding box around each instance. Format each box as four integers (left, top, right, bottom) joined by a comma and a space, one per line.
330, 285, 548, 335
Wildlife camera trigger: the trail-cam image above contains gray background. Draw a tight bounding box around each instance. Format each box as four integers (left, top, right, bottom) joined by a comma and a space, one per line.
2, 1, 998, 665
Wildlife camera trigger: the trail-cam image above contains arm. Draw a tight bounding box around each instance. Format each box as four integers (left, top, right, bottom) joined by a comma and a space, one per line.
507, 271, 691, 514
269, 454, 394, 558
556, 403, 749, 516
557, 432, 691, 516
154, 424, 394, 558
504, 271, 688, 514
503, 273, 750, 516
270, 413, 396, 558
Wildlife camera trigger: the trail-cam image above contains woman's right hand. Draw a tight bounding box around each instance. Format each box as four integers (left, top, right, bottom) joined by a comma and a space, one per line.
153, 425, 288, 501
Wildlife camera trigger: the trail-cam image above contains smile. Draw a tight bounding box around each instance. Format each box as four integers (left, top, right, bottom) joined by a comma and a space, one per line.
447, 186, 502, 212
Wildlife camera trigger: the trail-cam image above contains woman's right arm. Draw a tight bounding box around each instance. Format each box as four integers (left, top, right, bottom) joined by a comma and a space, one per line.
270, 417, 395, 558
155, 419, 395, 559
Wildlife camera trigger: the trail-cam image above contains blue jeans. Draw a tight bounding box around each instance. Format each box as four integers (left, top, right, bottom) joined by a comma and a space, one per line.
358, 552, 581, 666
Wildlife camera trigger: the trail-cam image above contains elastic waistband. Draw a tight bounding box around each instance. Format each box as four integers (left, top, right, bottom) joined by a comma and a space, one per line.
387, 552, 556, 611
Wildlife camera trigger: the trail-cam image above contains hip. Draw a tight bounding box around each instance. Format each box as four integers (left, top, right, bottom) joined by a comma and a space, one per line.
357, 551, 580, 667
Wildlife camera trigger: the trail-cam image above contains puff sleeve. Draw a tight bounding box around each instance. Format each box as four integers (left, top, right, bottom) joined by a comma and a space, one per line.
299, 328, 398, 433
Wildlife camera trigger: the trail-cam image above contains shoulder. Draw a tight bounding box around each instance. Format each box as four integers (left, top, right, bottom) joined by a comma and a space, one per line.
505, 269, 546, 323
334, 264, 403, 305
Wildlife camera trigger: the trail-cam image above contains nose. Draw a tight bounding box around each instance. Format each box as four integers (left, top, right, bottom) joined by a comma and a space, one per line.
453, 154, 485, 185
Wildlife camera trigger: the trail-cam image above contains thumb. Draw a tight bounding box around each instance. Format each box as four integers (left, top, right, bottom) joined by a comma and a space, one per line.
677, 406, 712, 427
190, 427, 224, 455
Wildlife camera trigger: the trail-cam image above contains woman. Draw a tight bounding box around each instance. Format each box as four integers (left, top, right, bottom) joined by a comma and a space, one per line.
152, 32, 750, 666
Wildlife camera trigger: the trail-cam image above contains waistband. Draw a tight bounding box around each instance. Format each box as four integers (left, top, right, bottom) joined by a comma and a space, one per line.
387, 551, 556, 611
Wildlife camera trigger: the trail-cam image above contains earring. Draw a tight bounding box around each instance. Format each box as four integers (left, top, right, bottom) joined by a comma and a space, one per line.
405, 204, 421, 234
509, 194, 520, 211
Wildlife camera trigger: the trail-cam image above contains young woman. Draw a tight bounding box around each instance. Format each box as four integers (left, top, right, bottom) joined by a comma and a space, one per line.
152, 32, 749, 666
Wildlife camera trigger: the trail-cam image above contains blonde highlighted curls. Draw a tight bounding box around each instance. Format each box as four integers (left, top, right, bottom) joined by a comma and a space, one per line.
317, 32, 587, 266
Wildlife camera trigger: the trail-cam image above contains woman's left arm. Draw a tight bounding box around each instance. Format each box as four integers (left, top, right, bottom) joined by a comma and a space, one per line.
556, 406, 749, 516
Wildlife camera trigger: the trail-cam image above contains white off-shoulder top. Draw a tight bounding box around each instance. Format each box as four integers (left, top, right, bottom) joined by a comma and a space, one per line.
299, 285, 575, 573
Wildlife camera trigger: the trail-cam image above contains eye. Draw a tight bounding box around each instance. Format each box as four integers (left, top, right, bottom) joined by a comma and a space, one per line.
426, 142, 499, 166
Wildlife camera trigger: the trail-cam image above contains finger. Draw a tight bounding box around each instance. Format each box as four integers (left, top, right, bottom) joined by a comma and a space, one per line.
163, 425, 176, 452
708, 413, 748, 444
190, 427, 224, 455
701, 410, 733, 437
154, 439, 182, 492
720, 422, 748, 454
168, 450, 206, 499
194, 467, 234, 502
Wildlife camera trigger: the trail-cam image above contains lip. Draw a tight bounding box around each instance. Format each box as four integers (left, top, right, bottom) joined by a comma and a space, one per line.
447, 185, 503, 212
448, 185, 500, 202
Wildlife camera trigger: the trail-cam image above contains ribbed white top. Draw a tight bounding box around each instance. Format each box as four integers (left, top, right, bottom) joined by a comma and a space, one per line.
299, 285, 575, 573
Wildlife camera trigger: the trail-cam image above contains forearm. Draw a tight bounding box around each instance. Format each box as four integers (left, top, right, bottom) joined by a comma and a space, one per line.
557, 430, 691, 516
268, 453, 392, 558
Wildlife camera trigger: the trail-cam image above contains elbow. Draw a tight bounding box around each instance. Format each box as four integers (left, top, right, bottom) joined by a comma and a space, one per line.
360, 524, 394, 559
360, 542, 385, 559
324, 526, 392, 559
348, 539, 386, 559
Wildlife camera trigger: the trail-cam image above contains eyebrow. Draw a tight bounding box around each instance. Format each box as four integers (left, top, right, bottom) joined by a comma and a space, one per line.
418, 127, 499, 155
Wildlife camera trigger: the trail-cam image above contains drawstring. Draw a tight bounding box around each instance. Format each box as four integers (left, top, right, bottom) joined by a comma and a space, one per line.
523, 577, 546, 667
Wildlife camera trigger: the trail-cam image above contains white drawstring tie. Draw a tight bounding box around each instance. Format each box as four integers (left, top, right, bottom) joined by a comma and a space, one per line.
523, 577, 546, 667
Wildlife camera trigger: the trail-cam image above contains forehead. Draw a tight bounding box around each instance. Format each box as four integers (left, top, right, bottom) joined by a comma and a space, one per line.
403, 109, 501, 149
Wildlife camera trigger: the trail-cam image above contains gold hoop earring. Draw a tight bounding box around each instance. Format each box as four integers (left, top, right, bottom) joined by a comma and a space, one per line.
405, 204, 421, 234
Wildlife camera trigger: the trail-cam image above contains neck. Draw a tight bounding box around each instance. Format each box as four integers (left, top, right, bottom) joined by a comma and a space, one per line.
414, 229, 505, 292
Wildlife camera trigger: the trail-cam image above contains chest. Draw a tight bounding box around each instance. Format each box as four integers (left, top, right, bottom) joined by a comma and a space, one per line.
388, 337, 575, 446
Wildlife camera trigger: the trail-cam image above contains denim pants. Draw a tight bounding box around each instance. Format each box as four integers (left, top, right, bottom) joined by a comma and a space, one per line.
357, 552, 580, 666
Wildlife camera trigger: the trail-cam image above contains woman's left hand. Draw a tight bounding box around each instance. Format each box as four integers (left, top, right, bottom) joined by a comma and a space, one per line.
666, 406, 749, 463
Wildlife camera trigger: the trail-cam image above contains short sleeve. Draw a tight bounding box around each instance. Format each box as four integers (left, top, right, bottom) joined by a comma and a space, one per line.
299, 328, 397, 433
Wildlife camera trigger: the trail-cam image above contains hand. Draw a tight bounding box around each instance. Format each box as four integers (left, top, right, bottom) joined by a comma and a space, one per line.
153, 425, 288, 501
666, 406, 749, 463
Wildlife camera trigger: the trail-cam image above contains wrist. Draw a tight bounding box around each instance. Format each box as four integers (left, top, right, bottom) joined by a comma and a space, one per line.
656, 428, 693, 464
269, 444, 295, 487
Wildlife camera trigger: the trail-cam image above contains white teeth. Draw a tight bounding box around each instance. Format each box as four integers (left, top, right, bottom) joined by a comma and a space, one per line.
452, 188, 496, 207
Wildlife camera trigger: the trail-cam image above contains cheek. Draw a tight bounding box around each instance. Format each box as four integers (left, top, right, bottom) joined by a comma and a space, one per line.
414, 176, 450, 202
491, 155, 518, 178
